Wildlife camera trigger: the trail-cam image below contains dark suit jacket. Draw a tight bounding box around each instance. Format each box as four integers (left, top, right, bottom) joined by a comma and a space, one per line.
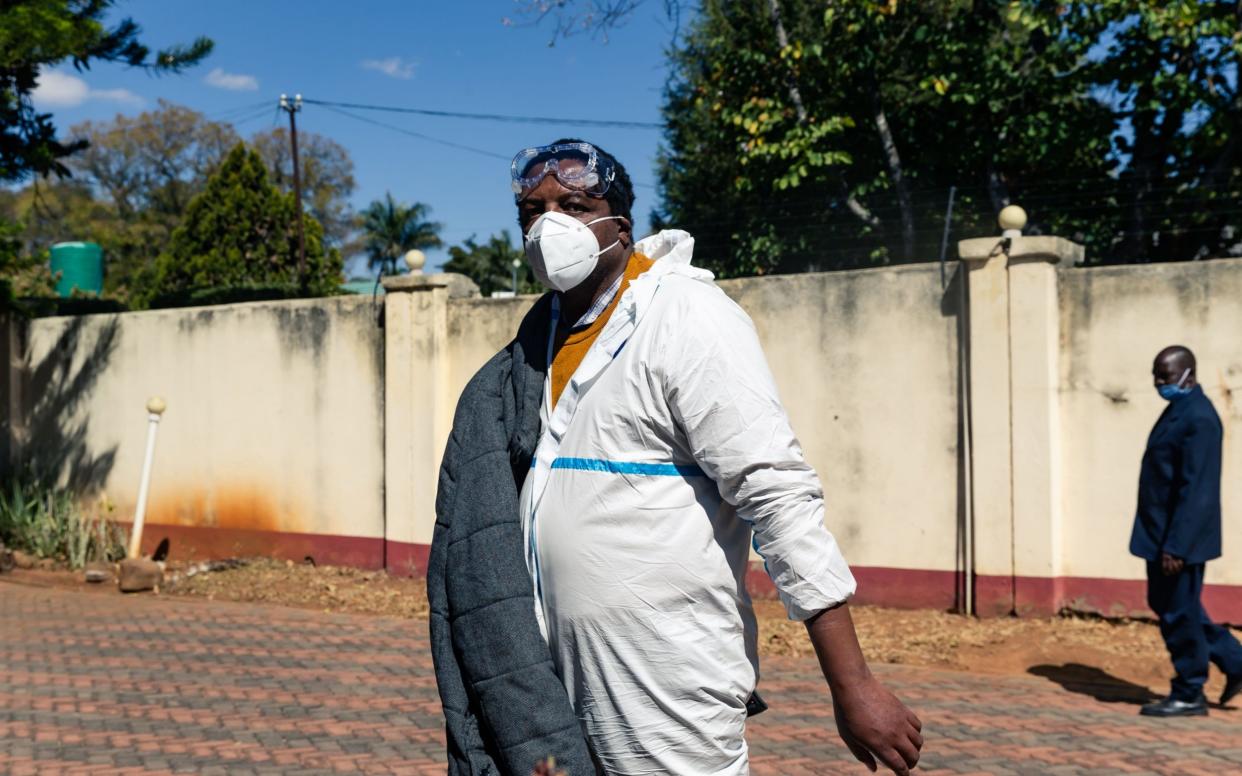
1130, 385, 1223, 564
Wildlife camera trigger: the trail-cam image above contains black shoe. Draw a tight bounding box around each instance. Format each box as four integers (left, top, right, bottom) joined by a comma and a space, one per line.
1222, 674, 1242, 707
1140, 695, 1208, 717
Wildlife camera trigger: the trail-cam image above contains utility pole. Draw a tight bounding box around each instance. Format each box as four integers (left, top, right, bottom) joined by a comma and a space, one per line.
279, 93, 307, 288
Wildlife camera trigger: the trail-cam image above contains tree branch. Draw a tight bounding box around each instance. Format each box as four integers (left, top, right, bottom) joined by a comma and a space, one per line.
870, 79, 916, 260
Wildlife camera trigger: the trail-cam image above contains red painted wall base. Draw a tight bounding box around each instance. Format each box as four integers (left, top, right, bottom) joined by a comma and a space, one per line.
132, 523, 384, 570
131, 524, 1242, 624
385, 540, 430, 577
750, 563, 1242, 624
131, 523, 429, 578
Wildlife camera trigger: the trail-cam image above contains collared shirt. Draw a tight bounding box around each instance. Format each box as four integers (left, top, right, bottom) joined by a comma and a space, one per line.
548, 254, 655, 410
569, 272, 623, 329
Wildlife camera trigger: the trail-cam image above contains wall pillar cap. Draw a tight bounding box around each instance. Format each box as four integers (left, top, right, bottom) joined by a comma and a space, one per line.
381, 272, 480, 299
957, 235, 1084, 267
957, 236, 1006, 263
1007, 235, 1084, 267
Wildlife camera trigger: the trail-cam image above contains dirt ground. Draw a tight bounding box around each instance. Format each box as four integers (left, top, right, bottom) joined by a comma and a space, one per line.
6, 558, 1234, 701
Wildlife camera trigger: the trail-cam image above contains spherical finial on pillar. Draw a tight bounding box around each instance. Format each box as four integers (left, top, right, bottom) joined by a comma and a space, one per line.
404, 249, 426, 275
146, 397, 167, 416
999, 205, 1027, 238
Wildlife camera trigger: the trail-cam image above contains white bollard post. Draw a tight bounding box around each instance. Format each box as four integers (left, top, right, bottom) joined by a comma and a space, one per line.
128, 397, 166, 560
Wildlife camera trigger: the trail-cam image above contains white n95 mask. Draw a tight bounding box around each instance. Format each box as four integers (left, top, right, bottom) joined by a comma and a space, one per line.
523, 211, 624, 292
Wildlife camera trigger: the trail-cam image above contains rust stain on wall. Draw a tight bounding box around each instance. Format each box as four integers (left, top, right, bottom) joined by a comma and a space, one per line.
145, 482, 305, 534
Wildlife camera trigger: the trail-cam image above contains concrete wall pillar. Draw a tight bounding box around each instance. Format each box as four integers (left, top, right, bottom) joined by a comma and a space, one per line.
959, 228, 1083, 616
382, 273, 479, 575
1007, 238, 1081, 615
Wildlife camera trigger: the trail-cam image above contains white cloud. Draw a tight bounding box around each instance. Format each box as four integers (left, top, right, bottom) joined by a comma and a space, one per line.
32, 70, 143, 108
361, 57, 416, 79
90, 88, 145, 106
204, 67, 259, 91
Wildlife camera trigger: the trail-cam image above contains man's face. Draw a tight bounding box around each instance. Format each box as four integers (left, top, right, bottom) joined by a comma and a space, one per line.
516, 164, 629, 255
1152, 355, 1185, 388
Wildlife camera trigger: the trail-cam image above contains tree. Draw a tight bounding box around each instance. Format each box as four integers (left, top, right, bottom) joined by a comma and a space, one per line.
654, 0, 1117, 275
504, 0, 661, 42
442, 231, 538, 296
252, 128, 358, 249
1086, 1, 1242, 263
144, 143, 342, 306
70, 100, 239, 220
61, 102, 239, 298
0, 215, 54, 309
41, 104, 364, 303
360, 193, 442, 275
528, 1, 1241, 271
0, 178, 115, 259
0, 0, 212, 182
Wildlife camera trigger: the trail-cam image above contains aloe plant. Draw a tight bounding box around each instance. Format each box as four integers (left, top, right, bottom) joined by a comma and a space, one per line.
0, 478, 127, 569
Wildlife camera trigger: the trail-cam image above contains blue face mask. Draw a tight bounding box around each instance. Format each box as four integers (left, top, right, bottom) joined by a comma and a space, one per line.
1157, 384, 1193, 401
1157, 368, 1193, 401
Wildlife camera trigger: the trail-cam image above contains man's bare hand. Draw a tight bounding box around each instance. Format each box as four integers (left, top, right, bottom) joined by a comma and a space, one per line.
805, 603, 923, 773
1161, 552, 1184, 576
833, 676, 923, 774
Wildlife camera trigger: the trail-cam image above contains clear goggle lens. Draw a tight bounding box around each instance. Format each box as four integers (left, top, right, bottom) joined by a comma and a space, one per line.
510, 142, 615, 199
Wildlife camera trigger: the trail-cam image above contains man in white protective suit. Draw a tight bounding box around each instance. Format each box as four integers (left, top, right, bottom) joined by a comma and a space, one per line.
508, 139, 923, 775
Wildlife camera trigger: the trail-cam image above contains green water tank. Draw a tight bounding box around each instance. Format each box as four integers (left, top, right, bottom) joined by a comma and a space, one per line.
49, 242, 104, 298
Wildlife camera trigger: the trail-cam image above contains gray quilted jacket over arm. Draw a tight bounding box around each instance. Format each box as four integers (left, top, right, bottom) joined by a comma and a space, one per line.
428, 295, 595, 775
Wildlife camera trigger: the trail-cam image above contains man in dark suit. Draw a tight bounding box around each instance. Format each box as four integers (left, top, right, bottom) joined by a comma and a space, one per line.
1132, 345, 1242, 716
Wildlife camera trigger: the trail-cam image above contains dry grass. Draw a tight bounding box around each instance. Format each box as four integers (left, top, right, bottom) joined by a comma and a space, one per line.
163, 558, 430, 619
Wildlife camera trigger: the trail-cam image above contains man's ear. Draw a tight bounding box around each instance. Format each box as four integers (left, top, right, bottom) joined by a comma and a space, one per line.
618, 216, 633, 248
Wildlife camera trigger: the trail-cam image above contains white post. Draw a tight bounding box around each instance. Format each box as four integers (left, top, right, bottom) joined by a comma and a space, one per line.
128, 397, 166, 559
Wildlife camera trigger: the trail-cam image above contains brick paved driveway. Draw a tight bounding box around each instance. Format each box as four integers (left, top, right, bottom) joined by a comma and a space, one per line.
3, 581, 1240, 775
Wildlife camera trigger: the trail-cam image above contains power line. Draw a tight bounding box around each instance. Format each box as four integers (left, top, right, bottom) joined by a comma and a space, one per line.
315, 103, 657, 189
230, 105, 279, 128
317, 104, 511, 160
301, 98, 663, 130
211, 100, 273, 122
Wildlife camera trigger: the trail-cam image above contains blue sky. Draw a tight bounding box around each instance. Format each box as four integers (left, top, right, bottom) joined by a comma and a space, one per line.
30, 1, 680, 274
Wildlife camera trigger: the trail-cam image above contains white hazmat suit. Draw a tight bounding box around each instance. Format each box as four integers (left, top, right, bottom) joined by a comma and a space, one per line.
520, 229, 856, 774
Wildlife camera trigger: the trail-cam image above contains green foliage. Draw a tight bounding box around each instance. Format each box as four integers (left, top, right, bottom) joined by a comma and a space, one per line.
656, 0, 1241, 274
361, 193, 443, 275
0, 478, 127, 569
64, 102, 240, 303
0, 103, 364, 308
144, 144, 343, 306
252, 128, 359, 250
1084, 0, 1242, 262
656, 0, 1120, 275
443, 231, 538, 296
0, 215, 55, 311
0, 0, 213, 182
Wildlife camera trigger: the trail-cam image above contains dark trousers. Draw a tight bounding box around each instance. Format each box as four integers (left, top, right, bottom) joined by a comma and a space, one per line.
1146, 562, 1242, 700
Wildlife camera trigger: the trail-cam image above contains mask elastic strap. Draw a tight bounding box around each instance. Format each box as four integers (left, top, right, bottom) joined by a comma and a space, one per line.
1176, 368, 1191, 388
584, 215, 627, 228
586, 215, 626, 259
592, 239, 621, 260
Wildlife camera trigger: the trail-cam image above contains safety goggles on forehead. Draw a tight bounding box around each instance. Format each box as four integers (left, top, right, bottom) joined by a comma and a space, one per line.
510, 142, 616, 200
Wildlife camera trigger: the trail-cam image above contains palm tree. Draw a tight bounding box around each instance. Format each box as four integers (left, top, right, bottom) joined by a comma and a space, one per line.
360, 192, 443, 275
